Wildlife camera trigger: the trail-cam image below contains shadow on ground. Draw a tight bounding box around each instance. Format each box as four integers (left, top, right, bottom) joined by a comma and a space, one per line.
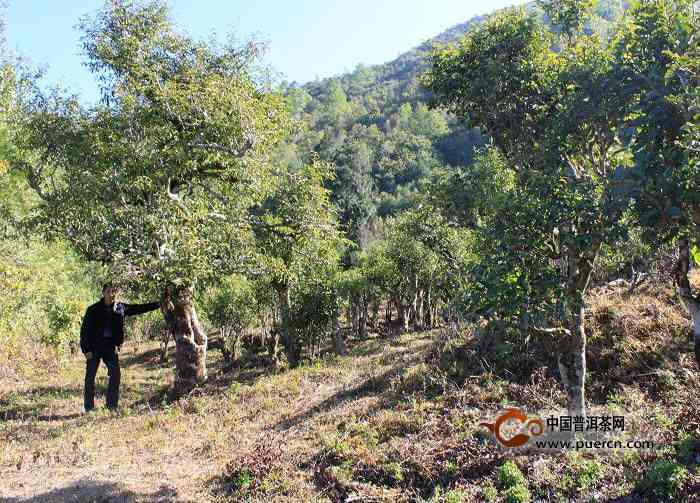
272, 347, 430, 433
119, 347, 170, 368
2, 479, 179, 502
0, 386, 83, 421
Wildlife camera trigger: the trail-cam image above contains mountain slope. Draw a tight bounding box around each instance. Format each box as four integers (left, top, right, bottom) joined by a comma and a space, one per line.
2, 279, 698, 501
285, 1, 625, 243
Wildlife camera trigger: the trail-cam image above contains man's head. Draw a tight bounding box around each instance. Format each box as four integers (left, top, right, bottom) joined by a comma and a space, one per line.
102, 283, 118, 304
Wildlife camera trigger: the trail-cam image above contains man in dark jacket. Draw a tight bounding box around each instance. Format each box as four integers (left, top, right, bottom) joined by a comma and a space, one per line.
80, 283, 160, 411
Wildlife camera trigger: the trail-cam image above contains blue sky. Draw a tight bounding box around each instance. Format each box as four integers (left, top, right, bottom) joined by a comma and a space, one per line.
5, 1, 527, 103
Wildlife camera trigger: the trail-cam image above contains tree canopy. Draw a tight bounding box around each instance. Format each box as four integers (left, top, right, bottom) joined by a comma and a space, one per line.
16, 0, 292, 295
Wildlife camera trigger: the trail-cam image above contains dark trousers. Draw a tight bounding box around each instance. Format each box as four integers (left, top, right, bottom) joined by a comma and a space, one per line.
84, 350, 120, 411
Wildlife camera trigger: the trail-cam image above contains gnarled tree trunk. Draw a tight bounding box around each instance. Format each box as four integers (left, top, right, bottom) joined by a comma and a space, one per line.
556, 243, 599, 417
161, 285, 207, 395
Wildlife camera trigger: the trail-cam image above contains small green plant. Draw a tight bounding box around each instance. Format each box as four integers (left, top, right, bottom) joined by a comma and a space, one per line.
234, 468, 253, 490
498, 460, 526, 488
504, 483, 530, 503
351, 422, 380, 449
637, 460, 689, 500
675, 433, 698, 464
653, 410, 675, 431
606, 393, 626, 408
558, 474, 575, 494
443, 488, 466, 503
44, 300, 82, 351
443, 460, 459, 477
223, 442, 281, 495
384, 460, 404, 483
227, 382, 242, 397
323, 435, 351, 462
567, 455, 604, 492
481, 482, 498, 501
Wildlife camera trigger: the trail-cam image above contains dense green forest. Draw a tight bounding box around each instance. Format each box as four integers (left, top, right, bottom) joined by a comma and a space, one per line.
283, 0, 626, 245
1, 0, 700, 501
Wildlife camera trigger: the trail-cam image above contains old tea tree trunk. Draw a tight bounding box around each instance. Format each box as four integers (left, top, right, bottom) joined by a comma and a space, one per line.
560, 245, 599, 417
161, 284, 207, 394
539, 243, 600, 418
674, 239, 700, 367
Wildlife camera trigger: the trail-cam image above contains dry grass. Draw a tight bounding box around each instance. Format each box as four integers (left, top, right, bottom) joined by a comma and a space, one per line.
1, 280, 699, 502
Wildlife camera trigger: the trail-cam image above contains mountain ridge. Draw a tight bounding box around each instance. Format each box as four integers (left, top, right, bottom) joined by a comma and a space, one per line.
284, 0, 625, 241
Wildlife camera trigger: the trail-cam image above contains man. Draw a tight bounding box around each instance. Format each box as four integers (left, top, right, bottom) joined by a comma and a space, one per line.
80, 283, 160, 411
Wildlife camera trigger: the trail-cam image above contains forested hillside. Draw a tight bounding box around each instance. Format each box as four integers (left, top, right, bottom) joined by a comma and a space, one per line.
284, 0, 626, 245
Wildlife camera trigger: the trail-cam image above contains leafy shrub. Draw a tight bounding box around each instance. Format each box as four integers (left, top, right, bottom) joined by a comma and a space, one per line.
498, 460, 526, 489
637, 460, 689, 500
562, 454, 604, 493
383, 461, 404, 483
44, 300, 83, 352
443, 489, 466, 503
481, 482, 498, 501
203, 276, 262, 362
504, 484, 530, 503
578, 458, 604, 486
675, 433, 698, 464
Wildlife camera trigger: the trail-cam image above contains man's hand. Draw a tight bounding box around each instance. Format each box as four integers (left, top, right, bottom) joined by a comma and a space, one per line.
85, 352, 94, 360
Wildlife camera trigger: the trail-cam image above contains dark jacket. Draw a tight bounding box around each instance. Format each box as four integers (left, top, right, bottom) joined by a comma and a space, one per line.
80, 298, 160, 354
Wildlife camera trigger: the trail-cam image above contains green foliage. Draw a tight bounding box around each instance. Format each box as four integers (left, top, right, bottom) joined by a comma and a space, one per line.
234, 469, 254, 490
561, 454, 604, 493
538, 0, 598, 40
442, 489, 466, 503
481, 482, 498, 501
352, 205, 471, 332
252, 158, 342, 286
291, 269, 341, 356
44, 300, 83, 351
286, 3, 621, 248
593, 220, 654, 282
203, 275, 263, 360
383, 460, 404, 484
251, 157, 343, 362
504, 484, 531, 503
424, 6, 635, 334
611, 0, 700, 244
15, 0, 292, 295
637, 460, 689, 500
0, 40, 96, 362
498, 460, 527, 489
675, 433, 698, 464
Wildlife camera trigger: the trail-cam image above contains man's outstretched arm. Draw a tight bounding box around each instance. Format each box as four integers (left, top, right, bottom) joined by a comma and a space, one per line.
123, 301, 160, 316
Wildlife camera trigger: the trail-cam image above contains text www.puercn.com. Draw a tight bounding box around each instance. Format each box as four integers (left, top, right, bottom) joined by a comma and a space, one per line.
533, 439, 655, 450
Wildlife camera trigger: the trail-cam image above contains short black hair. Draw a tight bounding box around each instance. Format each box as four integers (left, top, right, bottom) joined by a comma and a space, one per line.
102, 283, 116, 292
